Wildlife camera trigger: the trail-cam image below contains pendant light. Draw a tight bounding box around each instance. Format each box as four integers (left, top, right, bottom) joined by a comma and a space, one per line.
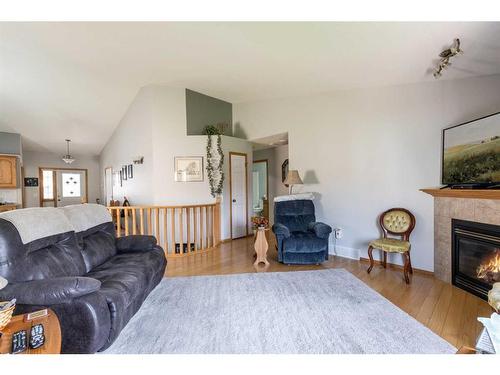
62, 139, 75, 164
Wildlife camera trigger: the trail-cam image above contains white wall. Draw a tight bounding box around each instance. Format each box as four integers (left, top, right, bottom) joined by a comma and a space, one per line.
100, 85, 253, 241
0, 186, 22, 206
22, 150, 100, 207
253, 144, 289, 224
99, 87, 154, 206
234, 74, 500, 272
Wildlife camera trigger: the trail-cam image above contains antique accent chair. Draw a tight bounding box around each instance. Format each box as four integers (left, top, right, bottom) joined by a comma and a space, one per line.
272, 194, 332, 265
366, 208, 416, 284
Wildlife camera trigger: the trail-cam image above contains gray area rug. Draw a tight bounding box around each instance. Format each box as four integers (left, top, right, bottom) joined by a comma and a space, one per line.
104, 269, 456, 354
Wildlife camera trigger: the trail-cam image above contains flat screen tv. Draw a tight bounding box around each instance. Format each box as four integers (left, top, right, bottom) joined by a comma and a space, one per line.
442, 112, 500, 187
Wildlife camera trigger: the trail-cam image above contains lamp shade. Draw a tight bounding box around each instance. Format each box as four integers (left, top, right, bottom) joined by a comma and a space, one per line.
284, 170, 303, 186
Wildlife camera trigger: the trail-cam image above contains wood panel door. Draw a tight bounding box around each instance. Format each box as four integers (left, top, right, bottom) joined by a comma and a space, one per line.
0, 155, 17, 188
230, 152, 248, 239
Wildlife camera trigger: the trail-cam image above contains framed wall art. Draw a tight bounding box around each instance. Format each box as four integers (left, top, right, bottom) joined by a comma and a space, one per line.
24, 177, 39, 187
174, 156, 204, 182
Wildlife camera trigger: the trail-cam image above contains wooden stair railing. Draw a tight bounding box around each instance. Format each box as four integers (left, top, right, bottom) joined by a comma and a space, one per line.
107, 201, 221, 258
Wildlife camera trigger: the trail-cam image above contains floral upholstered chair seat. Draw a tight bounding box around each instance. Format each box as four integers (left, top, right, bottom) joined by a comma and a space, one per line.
368, 238, 410, 253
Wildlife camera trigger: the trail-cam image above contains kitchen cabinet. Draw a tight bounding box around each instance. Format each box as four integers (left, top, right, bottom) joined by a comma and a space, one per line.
0, 155, 17, 188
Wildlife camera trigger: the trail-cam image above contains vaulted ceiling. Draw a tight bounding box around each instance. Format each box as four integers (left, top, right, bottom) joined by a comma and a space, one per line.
1, 22, 500, 155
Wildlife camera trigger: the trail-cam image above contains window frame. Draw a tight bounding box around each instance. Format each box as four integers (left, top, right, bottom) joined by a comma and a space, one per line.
40, 169, 56, 202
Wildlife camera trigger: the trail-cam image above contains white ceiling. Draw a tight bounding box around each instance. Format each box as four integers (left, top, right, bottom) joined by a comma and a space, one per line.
252, 132, 288, 151
1, 22, 500, 155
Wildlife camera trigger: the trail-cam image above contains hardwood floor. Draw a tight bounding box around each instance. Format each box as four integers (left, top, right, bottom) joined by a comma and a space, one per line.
166, 234, 492, 349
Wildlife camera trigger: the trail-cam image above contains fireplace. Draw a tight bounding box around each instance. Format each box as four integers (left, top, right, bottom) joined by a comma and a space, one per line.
452, 219, 500, 299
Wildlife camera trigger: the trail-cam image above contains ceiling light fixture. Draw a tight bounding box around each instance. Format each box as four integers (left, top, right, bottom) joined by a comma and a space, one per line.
62, 139, 75, 164
433, 38, 463, 79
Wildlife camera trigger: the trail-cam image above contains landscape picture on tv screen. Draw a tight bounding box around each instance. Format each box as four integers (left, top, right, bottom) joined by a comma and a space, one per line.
443, 113, 500, 185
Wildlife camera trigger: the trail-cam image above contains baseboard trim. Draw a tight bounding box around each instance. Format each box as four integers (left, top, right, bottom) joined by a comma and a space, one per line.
329, 245, 360, 260
359, 257, 434, 276
222, 234, 254, 243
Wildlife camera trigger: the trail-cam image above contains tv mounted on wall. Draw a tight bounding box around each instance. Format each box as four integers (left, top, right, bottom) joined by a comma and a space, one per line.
442, 112, 500, 189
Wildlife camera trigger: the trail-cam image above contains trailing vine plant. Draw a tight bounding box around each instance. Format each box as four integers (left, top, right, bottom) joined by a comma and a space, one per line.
203, 125, 225, 197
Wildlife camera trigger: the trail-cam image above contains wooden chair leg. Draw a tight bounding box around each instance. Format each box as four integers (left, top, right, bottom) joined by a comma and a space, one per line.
408, 252, 413, 274
367, 246, 374, 273
403, 252, 410, 284
383, 251, 387, 268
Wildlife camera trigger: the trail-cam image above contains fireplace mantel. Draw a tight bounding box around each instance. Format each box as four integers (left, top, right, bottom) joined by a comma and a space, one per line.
422, 189, 500, 283
421, 188, 500, 200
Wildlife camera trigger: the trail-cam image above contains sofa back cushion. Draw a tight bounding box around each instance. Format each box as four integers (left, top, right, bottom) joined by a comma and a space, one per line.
274, 199, 316, 233
0, 208, 86, 283
60, 204, 116, 272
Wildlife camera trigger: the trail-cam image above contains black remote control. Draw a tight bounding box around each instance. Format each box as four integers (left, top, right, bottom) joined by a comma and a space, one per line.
29, 324, 45, 349
11, 330, 27, 354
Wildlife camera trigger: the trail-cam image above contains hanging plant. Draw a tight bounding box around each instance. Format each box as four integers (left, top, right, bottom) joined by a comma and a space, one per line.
203, 125, 225, 197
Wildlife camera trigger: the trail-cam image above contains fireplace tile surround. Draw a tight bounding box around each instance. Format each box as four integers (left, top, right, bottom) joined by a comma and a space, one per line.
434, 197, 500, 283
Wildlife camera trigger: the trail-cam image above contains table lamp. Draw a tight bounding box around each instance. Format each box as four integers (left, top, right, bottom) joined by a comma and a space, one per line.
284, 170, 303, 194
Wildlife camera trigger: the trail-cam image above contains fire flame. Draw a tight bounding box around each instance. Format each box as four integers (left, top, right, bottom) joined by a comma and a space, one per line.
477, 249, 500, 282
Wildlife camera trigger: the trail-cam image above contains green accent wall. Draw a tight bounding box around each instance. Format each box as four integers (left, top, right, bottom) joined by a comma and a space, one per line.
185, 89, 232, 136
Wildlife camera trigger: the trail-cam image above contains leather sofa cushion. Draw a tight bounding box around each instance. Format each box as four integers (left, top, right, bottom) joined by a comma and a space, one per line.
116, 235, 157, 253
0, 276, 101, 305
283, 231, 328, 253
0, 219, 86, 283
78, 222, 117, 272
87, 249, 165, 304
59, 205, 116, 272
86, 248, 166, 348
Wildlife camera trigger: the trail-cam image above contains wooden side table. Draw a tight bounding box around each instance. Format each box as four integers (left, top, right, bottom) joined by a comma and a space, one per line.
0, 309, 61, 354
254, 227, 270, 267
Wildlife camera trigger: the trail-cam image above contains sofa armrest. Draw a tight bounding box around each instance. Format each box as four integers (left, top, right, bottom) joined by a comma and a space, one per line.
0, 277, 101, 305
272, 223, 291, 238
116, 235, 157, 253
308, 222, 332, 239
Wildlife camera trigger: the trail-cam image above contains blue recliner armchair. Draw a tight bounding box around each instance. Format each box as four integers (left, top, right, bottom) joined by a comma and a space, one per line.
272, 198, 332, 264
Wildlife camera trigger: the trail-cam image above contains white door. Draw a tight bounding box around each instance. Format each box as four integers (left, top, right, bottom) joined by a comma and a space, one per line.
56, 170, 87, 206
230, 153, 247, 239
104, 167, 113, 205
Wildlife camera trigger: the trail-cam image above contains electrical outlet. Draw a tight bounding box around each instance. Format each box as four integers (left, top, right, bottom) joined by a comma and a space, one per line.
334, 228, 343, 239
